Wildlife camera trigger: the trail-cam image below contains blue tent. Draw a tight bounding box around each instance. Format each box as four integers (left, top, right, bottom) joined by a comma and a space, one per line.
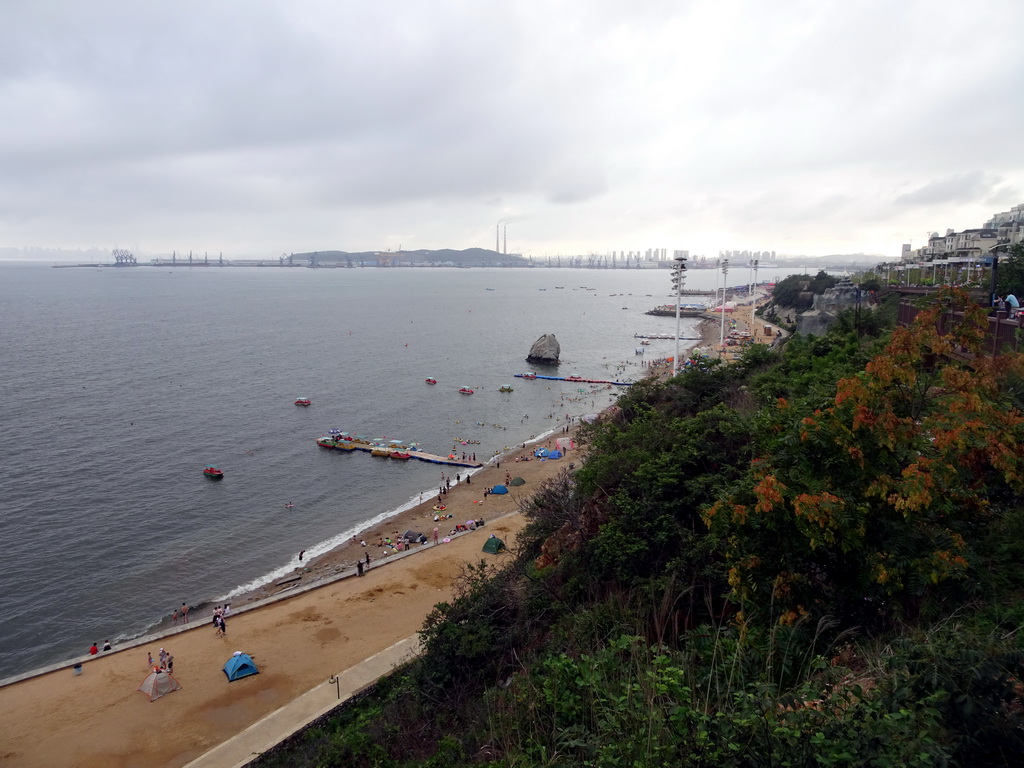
491, 484, 509, 494
223, 653, 259, 682
534, 448, 550, 458
547, 450, 563, 459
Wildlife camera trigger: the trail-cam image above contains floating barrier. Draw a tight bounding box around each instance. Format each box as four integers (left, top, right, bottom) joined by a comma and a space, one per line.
513, 374, 633, 386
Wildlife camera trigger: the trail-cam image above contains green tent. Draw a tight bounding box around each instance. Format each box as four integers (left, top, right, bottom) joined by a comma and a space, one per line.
482, 536, 506, 554
509, 476, 526, 486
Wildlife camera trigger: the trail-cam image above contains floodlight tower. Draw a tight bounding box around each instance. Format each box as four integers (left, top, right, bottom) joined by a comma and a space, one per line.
719, 259, 730, 351
671, 254, 688, 375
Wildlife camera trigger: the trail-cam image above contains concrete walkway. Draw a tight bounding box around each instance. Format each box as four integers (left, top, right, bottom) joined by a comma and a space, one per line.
183, 635, 421, 768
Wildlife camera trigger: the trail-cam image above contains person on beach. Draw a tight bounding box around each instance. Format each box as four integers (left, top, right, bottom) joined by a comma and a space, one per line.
365, 552, 370, 566
102, 640, 111, 652
147, 651, 155, 667
166, 654, 174, 673
299, 550, 305, 562
433, 527, 439, 544
171, 608, 178, 625
159, 648, 167, 667
89, 643, 98, 655
181, 602, 189, 623
357, 560, 364, 577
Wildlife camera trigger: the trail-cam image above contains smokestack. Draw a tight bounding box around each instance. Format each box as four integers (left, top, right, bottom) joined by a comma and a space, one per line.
503, 225, 507, 255
496, 224, 499, 253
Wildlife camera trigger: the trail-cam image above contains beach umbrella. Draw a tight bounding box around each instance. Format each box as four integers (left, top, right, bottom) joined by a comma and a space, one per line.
509, 476, 525, 486
328, 429, 341, 435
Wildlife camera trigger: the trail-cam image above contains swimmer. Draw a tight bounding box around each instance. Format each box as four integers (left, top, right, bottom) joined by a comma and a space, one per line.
285, 502, 294, 508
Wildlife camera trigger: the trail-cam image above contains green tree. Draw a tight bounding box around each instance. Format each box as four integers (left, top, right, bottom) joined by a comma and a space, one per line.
995, 242, 1024, 298
705, 288, 1024, 624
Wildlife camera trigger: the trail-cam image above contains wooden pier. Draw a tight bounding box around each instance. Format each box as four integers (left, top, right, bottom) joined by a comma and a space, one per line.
318, 439, 483, 468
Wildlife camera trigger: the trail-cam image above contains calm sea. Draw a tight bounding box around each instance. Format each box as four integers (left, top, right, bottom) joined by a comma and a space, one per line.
0, 262, 787, 678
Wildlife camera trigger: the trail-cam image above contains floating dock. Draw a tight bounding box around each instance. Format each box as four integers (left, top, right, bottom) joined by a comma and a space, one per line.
317, 440, 482, 468
514, 374, 633, 386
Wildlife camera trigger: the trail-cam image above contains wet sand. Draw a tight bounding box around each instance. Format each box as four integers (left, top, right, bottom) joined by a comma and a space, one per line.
0, 431, 582, 768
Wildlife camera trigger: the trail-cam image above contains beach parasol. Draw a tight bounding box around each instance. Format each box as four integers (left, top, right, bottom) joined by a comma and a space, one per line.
328, 429, 341, 435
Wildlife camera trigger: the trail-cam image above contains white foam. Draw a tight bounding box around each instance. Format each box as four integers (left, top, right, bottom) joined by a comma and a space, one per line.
214, 484, 440, 601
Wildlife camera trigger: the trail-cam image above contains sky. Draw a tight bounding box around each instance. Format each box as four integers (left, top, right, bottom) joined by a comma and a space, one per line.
2, 0, 1022, 261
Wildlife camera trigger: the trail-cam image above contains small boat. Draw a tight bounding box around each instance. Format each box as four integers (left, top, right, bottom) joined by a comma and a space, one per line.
370, 447, 390, 457
499, 386, 514, 392
390, 452, 411, 460
425, 378, 437, 385
294, 397, 311, 406
485, 288, 495, 291
203, 467, 224, 479
316, 436, 337, 447
521, 372, 537, 380
459, 387, 474, 395
640, 340, 651, 346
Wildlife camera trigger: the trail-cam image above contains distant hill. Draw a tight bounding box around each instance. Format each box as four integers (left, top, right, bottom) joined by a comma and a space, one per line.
289, 248, 529, 266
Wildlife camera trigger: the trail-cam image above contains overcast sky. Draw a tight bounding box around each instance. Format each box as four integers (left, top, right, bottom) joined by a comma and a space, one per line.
2, 0, 1021, 260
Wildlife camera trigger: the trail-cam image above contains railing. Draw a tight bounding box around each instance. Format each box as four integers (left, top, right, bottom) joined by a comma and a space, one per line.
898, 300, 1023, 357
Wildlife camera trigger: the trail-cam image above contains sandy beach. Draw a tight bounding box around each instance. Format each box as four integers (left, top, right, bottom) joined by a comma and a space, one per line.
0, 304, 782, 767
0, 430, 581, 768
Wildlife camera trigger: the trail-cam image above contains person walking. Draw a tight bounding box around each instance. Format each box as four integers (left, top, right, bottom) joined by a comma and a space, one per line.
180, 602, 189, 623
357, 560, 364, 577
433, 527, 439, 544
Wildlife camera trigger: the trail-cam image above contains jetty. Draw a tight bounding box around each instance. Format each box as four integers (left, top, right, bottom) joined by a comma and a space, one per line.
514, 374, 634, 386
317, 439, 482, 468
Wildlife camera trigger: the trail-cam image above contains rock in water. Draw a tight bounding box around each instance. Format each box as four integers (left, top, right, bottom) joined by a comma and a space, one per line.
527, 334, 560, 364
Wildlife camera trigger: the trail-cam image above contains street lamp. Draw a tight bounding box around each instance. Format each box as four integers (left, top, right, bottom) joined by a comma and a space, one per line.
671, 255, 688, 375
719, 259, 730, 351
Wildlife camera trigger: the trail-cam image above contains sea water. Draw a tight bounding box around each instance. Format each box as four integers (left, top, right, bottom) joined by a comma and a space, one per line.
0, 262, 785, 677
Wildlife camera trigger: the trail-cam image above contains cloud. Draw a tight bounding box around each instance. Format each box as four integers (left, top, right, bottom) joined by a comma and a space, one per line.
0, 0, 1022, 259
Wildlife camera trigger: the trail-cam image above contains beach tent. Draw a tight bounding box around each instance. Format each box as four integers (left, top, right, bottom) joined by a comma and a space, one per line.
223, 653, 259, 682
534, 448, 550, 458
491, 484, 509, 495
403, 530, 427, 544
482, 536, 506, 554
138, 670, 181, 701
555, 437, 575, 451
509, 476, 526, 486
547, 450, 563, 459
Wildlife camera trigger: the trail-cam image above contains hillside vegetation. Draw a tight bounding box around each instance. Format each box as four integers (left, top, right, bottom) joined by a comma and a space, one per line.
257, 288, 1024, 768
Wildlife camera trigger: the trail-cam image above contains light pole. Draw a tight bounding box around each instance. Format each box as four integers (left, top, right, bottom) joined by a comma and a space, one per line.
719, 259, 729, 351
671, 255, 688, 375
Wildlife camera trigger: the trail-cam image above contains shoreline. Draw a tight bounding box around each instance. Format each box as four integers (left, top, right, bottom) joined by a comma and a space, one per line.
234, 423, 582, 607
0, 420, 594, 767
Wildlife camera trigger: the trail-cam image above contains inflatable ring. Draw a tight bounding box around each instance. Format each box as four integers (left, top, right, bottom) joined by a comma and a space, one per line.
433, 504, 447, 511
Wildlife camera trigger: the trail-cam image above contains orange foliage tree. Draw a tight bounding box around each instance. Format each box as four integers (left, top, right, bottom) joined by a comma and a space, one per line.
704, 288, 1024, 624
